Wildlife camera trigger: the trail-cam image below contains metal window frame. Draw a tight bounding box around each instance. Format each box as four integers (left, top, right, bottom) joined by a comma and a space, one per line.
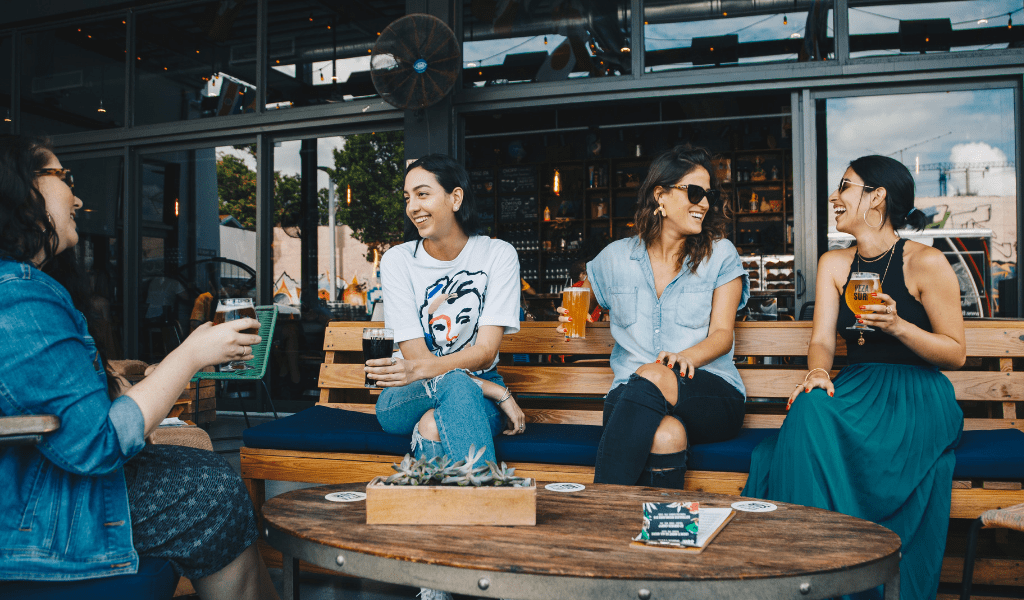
797, 77, 1023, 318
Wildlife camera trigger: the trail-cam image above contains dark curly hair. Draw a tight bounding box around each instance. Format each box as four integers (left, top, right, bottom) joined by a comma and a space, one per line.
1, 135, 119, 397
0, 135, 60, 264
634, 145, 731, 274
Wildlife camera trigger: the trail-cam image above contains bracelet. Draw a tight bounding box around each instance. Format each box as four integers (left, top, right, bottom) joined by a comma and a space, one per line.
804, 368, 831, 383
495, 388, 512, 406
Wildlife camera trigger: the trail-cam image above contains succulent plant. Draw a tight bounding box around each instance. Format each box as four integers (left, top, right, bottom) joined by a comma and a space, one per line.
382, 445, 531, 488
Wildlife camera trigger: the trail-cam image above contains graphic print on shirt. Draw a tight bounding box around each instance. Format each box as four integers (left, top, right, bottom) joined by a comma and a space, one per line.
419, 270, 487, 355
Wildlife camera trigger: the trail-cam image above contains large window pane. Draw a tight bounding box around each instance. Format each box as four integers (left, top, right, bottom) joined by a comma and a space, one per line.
825, 88, 1018, 318
61, 154, 125, 360
463, 0, 632, 88
134, 2, 257, 126
849, 1, 1022, 59
644, 0, 834, 72
1, 36, 11, 133
265, 0, 405, 111
20, 18, 126, 136
136, 145, 258, 372
260, 132, 403, 402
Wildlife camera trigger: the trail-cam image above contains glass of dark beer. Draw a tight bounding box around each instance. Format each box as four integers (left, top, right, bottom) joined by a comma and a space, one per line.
363, 328, 394, 388
213, 298, 259, 372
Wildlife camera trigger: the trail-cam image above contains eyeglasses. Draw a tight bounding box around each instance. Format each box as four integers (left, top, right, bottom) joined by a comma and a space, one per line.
668, 184, 721, 207
35, 168, 74, 191
837, 179, 874, 195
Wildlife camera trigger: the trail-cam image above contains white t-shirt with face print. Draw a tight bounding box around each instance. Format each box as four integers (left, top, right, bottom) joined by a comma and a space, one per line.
381, 235, 521, 373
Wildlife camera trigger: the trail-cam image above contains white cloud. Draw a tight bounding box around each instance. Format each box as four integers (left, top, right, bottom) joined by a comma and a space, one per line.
947, 142, 1016, 197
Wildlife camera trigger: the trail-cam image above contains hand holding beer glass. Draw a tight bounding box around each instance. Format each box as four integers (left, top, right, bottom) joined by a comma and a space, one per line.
213, 298, 259, 371
558, 287, 591, 339
363, 328, 394, 388
846, 272, 881, 332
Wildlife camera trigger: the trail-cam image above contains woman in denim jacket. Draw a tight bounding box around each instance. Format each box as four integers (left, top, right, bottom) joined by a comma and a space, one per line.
558, 146, 749, 489
0, 136, 278, 599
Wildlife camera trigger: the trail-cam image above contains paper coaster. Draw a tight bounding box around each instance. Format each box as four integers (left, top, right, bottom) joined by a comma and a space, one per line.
545, 483, 586, 493
325, 491, 366, 503
731, 500, 777, 512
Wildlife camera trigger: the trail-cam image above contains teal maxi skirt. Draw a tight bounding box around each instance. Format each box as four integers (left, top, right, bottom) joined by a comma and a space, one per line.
743, 363, 963, 600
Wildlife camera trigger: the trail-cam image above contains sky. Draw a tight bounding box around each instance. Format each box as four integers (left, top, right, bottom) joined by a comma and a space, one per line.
826, 88, 1017, 199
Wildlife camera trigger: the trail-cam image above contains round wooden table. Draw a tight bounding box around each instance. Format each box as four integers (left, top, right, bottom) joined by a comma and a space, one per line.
261, 482, 901, 600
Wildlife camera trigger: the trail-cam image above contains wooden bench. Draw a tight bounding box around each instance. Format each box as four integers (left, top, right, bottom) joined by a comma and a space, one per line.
240, 320, 1024, 590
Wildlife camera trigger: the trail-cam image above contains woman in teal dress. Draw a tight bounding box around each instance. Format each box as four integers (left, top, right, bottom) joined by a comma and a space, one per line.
744, 155, 965, 600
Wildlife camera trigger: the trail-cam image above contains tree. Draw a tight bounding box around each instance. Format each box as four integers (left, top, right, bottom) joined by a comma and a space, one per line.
216, 146, 304, 230
327, 131, 406, 260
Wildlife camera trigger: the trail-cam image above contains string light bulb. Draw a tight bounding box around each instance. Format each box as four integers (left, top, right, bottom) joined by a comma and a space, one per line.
553, 169, 561, 196
320, 72, 325, 81
783, 14, 788, 25
3, 108, 11, 122
1009, 13, 1013, 28
346, 184, 352, 205
97, 99, 106, 113
544, 36, 548, 45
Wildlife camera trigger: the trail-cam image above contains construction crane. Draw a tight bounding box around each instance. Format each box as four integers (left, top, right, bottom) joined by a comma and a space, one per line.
915, 161, 1015, 196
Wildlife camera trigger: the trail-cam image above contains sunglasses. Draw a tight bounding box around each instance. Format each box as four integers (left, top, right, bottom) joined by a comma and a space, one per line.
667, 184, 721, 206
36, 168, 74, 191
837, 178, 874, 195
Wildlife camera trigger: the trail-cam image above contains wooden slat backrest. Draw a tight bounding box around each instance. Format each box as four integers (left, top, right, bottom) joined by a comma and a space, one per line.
318, 320, 1023, 431
322, 321, 1024, 358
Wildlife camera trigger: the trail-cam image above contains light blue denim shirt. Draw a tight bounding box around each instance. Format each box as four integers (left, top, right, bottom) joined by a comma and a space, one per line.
0, 258, 146, 581
587, 237, 750, 394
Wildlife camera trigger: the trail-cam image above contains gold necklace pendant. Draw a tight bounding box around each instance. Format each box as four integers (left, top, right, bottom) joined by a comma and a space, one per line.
858, 331, 865, 346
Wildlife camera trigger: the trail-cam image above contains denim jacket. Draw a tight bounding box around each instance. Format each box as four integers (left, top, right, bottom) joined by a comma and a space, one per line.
0, 258, 146, 581
587, 237, 750, 393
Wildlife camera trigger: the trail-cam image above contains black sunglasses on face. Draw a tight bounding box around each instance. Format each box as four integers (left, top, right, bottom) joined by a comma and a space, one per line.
837, 178, 874, 195
668, 184, 720, 206
35, 168, 74, 191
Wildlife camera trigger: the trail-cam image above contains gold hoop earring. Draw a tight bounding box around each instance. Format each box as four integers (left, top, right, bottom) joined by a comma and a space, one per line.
863, 208, 883, 228
657, 203, 667, 217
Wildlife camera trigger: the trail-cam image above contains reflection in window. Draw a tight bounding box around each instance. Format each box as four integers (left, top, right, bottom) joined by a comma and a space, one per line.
265, 0, 404, 110
19, 19, 126, 135
134, 3, 257, 126
825, 89, 1018, 318
136, 146, 257, 363
849, 0, 1023, 58
644, 0, 834, 71
463, 0, 632, 87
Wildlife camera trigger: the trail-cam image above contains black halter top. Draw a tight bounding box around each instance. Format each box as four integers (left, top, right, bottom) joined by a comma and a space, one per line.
837, 238, 932, 367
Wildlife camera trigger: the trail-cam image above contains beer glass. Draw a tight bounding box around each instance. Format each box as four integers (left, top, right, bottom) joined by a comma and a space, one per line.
845, 272, 881, 332
363, 328, 394, 388
561, 287, 589, 339
213, 298, 259, 371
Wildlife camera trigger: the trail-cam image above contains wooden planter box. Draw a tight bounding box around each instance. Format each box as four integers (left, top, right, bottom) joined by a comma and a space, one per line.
365, 476, 536, 526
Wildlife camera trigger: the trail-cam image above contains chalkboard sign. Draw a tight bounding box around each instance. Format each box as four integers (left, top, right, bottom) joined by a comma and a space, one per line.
469, 168, 495, 196
499, 166, 537, 193
500, 195, 538, 222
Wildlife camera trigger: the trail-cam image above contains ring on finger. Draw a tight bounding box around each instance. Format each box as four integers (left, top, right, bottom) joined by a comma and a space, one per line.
885, 306, 893, 314
390, 357, 397, 366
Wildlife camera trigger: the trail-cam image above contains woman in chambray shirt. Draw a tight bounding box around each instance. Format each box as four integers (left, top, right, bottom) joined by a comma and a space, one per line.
0, 136, 277, 599
558, 146, 749, 489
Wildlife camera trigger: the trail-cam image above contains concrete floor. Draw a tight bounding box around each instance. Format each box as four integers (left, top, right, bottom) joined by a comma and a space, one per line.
206, 412, 420, 600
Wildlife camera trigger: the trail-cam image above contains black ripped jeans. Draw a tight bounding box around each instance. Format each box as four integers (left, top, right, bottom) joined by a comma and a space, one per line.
593, 369, 745, 489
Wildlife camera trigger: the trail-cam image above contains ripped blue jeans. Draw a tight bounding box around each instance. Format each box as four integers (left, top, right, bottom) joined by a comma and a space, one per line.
376, 368, 505, 465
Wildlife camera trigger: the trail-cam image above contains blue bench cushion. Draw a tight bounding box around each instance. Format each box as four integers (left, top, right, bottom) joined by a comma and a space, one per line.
243, 407, 1024, 480
242, 406, 603, 466
953, 429, 1024, 480
4, 557, 177, 600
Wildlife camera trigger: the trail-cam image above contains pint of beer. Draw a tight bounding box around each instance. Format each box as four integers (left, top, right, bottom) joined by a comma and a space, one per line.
363, 328, 394, 388
561, 287, 589, 339
844, 272, 881, 331
213, 298, 258, 371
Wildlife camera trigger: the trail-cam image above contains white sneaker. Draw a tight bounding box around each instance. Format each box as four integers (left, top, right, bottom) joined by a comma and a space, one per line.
417, 588, 453, 600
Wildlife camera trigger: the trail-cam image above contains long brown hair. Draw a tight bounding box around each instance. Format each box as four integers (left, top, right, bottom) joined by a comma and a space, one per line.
634, 145, 731, 274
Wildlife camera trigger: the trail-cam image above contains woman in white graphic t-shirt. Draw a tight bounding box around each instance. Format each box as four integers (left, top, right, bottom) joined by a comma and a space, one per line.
368, 154, 525, 477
